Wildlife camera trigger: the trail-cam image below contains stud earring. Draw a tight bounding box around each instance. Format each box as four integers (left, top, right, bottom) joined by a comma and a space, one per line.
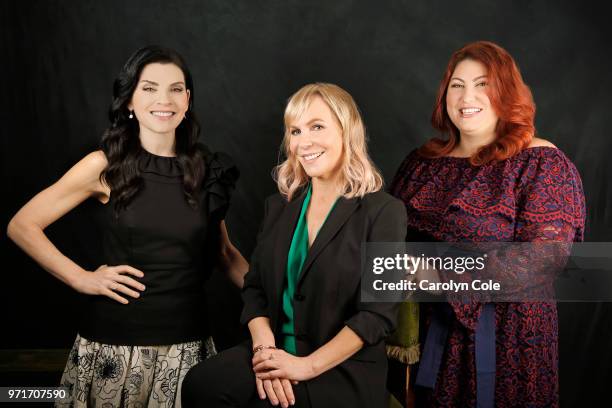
128, 110, 134, 119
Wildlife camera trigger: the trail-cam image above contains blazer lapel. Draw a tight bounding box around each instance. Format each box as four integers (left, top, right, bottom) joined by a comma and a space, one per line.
297, 197, 360, 289
273, 190, 307, 301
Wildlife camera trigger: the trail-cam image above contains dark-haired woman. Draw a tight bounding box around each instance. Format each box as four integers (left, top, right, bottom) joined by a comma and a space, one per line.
7, 46, 246, 407
390, 41, 585, 407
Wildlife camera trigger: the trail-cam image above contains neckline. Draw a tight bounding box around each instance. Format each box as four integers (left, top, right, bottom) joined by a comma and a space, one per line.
141, 147, 177, 159
301, 184, 339, 249
139, 148, 183, 178
437, 146, 560, 160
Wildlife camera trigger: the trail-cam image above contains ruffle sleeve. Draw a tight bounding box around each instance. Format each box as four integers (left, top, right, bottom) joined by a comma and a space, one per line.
200, 145, 240, 219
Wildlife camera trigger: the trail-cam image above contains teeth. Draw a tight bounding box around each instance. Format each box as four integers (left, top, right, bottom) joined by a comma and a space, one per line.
461, 108, 482, 114
304, 152, 323, 161
151, 111, 174, 117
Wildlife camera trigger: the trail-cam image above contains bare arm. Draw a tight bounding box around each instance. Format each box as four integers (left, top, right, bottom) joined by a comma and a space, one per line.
218, 221, 249, 288
7, 151, 109, 286
248, 316, 276, 348
6, 151, 144, 303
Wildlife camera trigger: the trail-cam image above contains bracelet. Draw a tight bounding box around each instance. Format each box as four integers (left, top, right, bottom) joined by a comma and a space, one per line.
252, 344, 277, 354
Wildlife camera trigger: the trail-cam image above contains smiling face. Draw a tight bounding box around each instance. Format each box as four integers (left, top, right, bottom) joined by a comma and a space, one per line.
128, 62, 190, 139
446, 58, 498, 140
287, 95, 344, 181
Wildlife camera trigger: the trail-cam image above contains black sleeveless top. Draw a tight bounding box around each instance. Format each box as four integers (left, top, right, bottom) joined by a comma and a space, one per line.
78, 146, 239, 345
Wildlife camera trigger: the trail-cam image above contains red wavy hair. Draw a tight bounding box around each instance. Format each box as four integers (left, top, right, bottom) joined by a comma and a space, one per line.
419, 41, 536, 165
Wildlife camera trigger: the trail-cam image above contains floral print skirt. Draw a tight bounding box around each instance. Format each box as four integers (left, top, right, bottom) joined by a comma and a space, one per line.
55, 334, 216, 407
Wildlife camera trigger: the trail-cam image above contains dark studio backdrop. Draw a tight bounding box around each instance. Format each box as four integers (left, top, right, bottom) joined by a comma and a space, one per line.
1, 0, 611, 405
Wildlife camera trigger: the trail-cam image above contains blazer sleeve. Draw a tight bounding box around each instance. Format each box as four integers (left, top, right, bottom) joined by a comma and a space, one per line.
240, 197, 273, 325
344, 198, 407, 346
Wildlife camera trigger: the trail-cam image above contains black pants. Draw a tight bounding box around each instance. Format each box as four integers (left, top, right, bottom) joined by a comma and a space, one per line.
182, 341, 312, 407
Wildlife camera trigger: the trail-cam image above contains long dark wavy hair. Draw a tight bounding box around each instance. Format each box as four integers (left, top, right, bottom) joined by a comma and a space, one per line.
100, 45, 205, 216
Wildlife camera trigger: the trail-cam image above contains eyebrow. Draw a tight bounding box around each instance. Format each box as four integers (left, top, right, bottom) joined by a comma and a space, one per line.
288, 118, 326, 128
450, 75, 488, 82
306, 118, 325, 125
139, 80, 186, 86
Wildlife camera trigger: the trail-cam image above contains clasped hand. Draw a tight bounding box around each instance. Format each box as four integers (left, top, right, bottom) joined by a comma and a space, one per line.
252, 348, 316, 407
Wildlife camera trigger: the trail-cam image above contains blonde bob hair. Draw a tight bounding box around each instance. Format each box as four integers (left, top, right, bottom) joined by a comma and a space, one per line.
274, 83, 384, 201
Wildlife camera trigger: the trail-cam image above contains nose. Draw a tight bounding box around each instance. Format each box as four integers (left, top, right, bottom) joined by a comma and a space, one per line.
461, 86, 475, 103
156, 90, 173, 105
300, 138, 313, 148
297, 132, 316, 152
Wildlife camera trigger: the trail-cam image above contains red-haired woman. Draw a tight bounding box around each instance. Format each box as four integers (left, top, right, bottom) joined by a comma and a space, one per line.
390, 41, 585, 407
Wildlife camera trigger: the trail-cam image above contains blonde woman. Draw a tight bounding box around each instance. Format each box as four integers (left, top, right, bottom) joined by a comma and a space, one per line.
182, 83, 406, 408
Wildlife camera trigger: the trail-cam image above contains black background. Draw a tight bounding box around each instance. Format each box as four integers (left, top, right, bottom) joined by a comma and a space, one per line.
2, 1, 611, 405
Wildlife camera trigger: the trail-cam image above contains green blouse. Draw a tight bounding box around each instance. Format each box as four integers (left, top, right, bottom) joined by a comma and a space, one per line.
281, 185, 337, 354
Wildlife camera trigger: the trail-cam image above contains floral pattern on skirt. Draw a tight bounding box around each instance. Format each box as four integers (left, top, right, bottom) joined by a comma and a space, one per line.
55, 334, 216, 407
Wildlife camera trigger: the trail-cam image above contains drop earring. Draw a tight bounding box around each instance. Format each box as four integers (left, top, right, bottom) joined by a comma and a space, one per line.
128, 110, 134, 119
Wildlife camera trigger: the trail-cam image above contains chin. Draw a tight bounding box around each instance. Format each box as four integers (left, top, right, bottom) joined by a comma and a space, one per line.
308, 170, 338, 181
150, 124, 179, 134
302, 170, 321, 178
458, 125, 482, 134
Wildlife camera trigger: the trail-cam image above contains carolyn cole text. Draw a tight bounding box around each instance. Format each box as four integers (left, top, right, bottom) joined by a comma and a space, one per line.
371, 253, 500, 293
372, 279, 501, 292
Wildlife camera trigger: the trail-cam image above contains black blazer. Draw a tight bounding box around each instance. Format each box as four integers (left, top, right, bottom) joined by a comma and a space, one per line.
241, 189, 407, 408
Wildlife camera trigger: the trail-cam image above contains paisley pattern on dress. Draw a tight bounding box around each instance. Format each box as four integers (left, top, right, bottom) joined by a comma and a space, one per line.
390, 146, 586, 407
55, 335, 217, 408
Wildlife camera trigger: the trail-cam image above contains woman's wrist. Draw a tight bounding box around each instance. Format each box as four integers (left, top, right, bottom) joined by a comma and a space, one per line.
303, 355, 318, 378
66, 267, 88, 291
248, 320, 276, 349
252, 344, 277, 354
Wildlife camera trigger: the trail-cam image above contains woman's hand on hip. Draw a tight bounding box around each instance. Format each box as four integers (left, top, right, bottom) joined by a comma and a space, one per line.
73, 264, 145, 304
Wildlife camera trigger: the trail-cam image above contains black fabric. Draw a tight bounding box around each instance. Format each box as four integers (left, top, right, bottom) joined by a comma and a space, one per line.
182, 341, 312, 408
239, 190, 406, 407
78, 146, 238, 345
